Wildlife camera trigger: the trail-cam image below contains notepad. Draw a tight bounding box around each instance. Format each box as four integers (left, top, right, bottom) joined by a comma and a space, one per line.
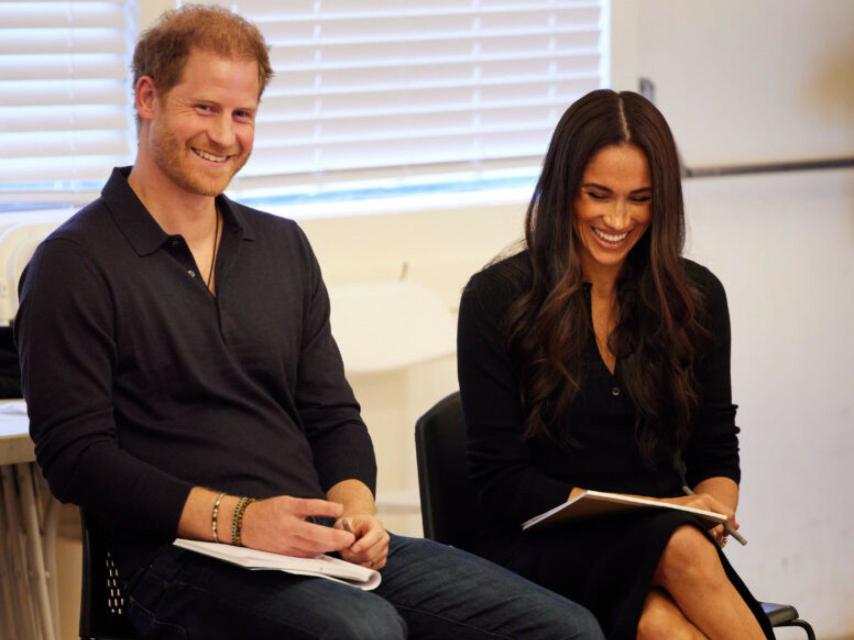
173, 539, 381, 591
521, 489, 727, 532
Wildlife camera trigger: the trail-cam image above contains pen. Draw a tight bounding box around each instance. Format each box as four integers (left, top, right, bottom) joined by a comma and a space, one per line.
681, 484, 748, 546
675, 456, 747, 546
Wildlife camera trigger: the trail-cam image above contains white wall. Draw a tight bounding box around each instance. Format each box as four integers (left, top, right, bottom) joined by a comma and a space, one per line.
684, 169, 854, 639
300, 204, 526, 535
631, 0, 854, 166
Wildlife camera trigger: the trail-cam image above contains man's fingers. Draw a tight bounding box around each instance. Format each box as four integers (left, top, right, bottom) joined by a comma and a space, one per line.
291, 518, 355, 551
286, 497, 344, 519
349, 533, 386, 560
334, 515, 389, 566
344, 527, 389, 568
340, 537, 388, 568
350, 524, 385, 554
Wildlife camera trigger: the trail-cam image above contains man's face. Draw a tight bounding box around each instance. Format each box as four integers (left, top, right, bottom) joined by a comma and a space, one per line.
147, 49, 260, 197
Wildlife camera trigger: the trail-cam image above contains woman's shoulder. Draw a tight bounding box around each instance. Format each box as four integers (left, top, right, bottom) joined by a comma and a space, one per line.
463, 250, 532, 308
681, 258, 726, 297
680, 258, 729, 325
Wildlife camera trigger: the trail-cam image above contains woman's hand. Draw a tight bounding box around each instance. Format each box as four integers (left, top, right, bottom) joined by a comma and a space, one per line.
658, 493, 739, 545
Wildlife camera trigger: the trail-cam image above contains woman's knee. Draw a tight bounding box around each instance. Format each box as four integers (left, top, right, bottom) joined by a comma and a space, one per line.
637, 590, 694, 640
655, 525, 725, 589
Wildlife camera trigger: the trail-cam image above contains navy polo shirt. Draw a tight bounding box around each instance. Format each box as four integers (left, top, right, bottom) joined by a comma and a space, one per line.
16, 167, 376, 576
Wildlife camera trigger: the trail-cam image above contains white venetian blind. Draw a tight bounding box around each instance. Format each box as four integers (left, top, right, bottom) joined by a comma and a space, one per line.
0, 1, 135, 202
205, 0, 607, 199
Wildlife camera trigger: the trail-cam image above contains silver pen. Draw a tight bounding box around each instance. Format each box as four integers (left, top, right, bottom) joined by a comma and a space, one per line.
675, 456, 747, 546
680, 484, 748, 546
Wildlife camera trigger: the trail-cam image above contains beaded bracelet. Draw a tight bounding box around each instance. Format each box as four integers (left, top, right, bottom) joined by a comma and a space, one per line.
211, 492, 226, 543
231, 496, 256, 547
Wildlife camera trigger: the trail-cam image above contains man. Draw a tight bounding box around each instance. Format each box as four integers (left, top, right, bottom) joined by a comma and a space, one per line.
17, 6, 604, 639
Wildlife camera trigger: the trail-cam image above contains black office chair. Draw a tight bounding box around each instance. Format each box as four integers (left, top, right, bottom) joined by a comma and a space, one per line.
79, 512, 136, 640
415, 391, 816, 640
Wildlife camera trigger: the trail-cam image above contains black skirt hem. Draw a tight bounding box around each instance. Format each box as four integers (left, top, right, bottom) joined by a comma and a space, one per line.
471, 511, 774, 640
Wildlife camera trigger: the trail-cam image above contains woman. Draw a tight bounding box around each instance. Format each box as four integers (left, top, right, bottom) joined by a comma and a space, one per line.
457, 89, 773, 639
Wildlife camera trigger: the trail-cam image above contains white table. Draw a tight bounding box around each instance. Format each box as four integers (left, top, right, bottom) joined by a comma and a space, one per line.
0, 402, 60, 640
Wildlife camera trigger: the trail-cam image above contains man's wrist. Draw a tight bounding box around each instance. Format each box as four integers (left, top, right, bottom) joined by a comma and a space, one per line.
231, 496, 256, 546
340, 505, 376, 519
215, 495, 240, 544
211, 491, 226, 542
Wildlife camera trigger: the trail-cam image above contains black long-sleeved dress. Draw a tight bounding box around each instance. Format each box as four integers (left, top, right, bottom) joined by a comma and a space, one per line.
457, 250, 773, 639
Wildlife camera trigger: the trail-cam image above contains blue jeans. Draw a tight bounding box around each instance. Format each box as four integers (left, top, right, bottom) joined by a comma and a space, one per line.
125, 534, 604, 639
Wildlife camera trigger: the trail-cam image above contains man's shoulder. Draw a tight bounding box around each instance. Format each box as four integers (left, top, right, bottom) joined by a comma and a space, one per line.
20, 201, 118, 303
38, 198, 115, 257
225, 200, 313, 252
227, 200, 301, 235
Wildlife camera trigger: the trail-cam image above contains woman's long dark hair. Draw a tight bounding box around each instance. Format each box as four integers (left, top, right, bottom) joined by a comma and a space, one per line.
507, 89, 708, 462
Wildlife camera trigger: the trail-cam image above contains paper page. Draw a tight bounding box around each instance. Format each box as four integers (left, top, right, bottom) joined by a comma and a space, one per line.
173, 539, 381, 591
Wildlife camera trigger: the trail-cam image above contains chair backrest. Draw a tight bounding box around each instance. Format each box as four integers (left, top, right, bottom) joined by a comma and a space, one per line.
79, 512, 136, 640
414, 391, 486, 549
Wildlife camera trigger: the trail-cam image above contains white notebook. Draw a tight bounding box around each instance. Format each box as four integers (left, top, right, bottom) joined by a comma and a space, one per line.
173, 539, 382, 591
521, 489, 727, 532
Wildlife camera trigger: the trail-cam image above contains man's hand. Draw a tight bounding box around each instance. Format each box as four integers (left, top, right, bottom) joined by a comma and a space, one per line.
323, 479, 389, 570
335, 514, 390, 570
240, 496, 355, 557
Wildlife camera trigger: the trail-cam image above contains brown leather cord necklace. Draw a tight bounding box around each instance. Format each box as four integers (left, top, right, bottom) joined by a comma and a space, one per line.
205, 207, 220, 291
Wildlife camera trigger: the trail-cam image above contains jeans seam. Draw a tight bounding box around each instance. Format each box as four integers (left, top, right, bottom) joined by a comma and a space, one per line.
391, 602, 514, 640
126, 593, 188, 637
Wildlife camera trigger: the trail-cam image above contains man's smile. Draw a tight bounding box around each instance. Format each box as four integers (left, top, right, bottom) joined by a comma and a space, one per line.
192, 147, 229, 163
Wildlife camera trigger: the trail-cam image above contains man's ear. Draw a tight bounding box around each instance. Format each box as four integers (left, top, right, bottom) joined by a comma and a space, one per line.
135, 76, 158, 121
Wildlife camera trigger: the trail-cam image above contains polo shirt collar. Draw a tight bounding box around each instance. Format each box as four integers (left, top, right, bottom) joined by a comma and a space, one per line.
101, 166, 256, 256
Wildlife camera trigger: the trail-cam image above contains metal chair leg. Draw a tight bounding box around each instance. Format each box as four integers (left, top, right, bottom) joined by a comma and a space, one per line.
779, 619, 816, 640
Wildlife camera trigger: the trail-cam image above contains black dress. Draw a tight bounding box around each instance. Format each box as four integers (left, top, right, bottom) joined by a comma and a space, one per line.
456, 251, 774, 639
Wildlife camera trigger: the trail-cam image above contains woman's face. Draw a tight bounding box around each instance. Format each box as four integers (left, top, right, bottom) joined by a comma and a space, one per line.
572, 143, 652, 277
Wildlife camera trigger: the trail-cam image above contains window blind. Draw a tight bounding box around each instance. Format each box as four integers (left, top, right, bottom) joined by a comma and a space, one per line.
0, 1, 135, 203
201, 0, 607, 200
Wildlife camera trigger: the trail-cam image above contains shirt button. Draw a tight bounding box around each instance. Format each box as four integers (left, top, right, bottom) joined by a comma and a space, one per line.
188, 270, 196, 278
611, 386, 621, 397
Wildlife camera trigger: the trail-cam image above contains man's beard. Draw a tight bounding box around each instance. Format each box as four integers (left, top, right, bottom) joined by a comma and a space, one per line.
150, 119, 248, 197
